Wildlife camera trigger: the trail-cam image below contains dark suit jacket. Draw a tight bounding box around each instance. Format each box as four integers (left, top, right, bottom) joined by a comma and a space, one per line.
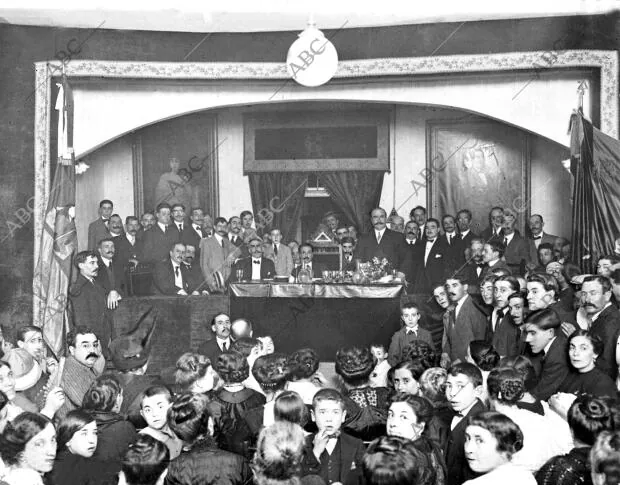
480, 226, 504, 242
528, 232, 559, 265
228, 233, 244, 248
489, 309, 521, 358
197, 338, 229, 364
183, 262, 207, 293
230, 256, 276, 282
181, 224, 207, 258
480, 259, 511, 279
95, 256, 125, 295
443, 295, 488, 363
464, 262, 486, 294
142, 224, 178, 263
503, 233, 530, 275
415, 238, 450, 294
152, 259, 190, 295
531, 334, 570, 401
301, 432, 364, 484
402, 239, 422, 286
88, 218, 111, 250
459, 230, 478, 248
112, 234, 143, 267
388, 326, 435, 366
68, 274, 113, 354
445, 399, 486, 485
291, 262, 328, 280
590, 304, 620, 380
341, 254, 357, 272
439, 234, 466, 271
354, 228, 407, 271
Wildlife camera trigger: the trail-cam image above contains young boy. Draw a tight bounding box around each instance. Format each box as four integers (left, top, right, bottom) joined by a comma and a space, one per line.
368, 344, 391, 388
139, 385, 183, 459
301, 388, 365, 484
444, 362, 486, 485
388, 302, 434, 366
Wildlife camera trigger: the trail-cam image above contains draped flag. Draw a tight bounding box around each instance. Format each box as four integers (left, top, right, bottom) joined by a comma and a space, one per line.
569, 111, 620, 273
33, 77, 77, 358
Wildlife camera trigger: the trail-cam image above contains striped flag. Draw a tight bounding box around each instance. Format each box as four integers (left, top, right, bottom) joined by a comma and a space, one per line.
32, 77, 77, 358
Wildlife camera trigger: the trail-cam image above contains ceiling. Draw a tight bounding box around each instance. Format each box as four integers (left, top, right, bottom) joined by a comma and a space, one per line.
0, 0, 618, 33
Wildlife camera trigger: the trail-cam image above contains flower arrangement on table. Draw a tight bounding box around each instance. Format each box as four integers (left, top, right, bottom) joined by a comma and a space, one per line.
353, 257, 394, 284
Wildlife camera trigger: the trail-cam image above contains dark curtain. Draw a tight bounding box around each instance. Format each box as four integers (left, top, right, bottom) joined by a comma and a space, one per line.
569, 113, 620, 273
321, 171, 385, 235
248, 172, 308, 242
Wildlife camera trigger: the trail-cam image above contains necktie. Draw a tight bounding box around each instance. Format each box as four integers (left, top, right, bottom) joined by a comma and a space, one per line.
178, 223, 183, 232
495, 309, 504, 330
232, 235, 236, 243
175, 266, 180, 278
409, 240, 413, 245
406, 329, 417, 336
163, 225, 167, 234
219, 238, 223, 248
448, 234, 452, 244
103, 219, 109, 228
274, 244, 278, 256
376, 232, 382, 244
504, 237, 508, 246
222, 341, 228, 352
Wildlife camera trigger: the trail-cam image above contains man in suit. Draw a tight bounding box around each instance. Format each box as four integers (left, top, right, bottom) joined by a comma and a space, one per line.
528, 214, 559, 265
440, 214, 465, 271
152, 242, 193, 295
181, 207, 208, 258
463, 238, 486, 294
526, 272, 577, 328
263, 228, 293, 277
291, 244, 327, 280
231, 237, 276, 282
335, 225, 350, 243
197, 312, 232, 364
524, 307, 570, 401
581, 275, 620, 380
88, 199, 113, 250
183, 243, 208, 295
414, 218, 449, 294
480, 240, 510, 279
354, 207, 407, 272
445, 363, 486, 485
388, 215, 405, 233
140, 212, 156, 233
142, 202, 178, 263
401, 220, 422, 286
456, 209, 478, 248
95, 238, 124, 307
480, 206, 504, 242
170, 203, 187, 236
501, 210, 530, 275
69, 251, 113, 358
113, 216, 143, 269
340, 236, 357, 272
200, 216, 241, 291
441, 273, 489, 367
489, 276, 521, 358
409, 206, 427, 240
228, 216, 244, 247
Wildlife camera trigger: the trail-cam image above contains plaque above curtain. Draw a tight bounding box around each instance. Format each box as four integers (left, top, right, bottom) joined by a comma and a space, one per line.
243, 109, 390, 173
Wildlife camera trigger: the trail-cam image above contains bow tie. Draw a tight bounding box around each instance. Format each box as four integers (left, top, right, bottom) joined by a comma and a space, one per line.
533, 236, 542, 240
406, 328, 417, 335
253, 260, 261, 264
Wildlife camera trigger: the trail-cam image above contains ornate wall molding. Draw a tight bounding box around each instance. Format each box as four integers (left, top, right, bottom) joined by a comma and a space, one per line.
33, 50, 619, 324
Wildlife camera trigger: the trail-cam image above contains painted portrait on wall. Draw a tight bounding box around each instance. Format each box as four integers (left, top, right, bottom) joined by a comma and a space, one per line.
427, 119, 530, 235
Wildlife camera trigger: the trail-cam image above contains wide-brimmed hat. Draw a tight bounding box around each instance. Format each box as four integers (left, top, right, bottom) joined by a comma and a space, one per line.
109, 307, 158, 372
3, 348, 42, 391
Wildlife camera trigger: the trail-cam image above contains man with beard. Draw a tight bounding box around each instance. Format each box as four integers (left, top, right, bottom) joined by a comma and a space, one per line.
183, 243, 208, 294
140, 212, 156, 233
340, 236, 357, 272
441, 274, 488, 368
113, 216, 143, 269
228, 216, 244, 247
456, 209, 477, 247
96, 238, 124, 307
58, 326, 103, 418
69, 251, 114, 358
197, 312, 233, 364
581, 275, 620, 380
463, 238, 487, 292
200, 217, 241, 291
355, 207, 407, 272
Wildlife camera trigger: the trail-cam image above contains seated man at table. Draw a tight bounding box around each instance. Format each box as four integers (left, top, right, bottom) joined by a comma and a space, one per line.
183, 243, 208, 295
230, 237, 276, 281
152, 241, 194, 295
291, 243, 327, 280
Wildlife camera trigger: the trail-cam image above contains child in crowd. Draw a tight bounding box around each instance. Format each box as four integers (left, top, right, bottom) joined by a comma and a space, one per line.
301, 388, 365, 485
444, 363, 486, 485
369, 343, 391, 388
388, 302, 434, 366
139, 385, 183, 459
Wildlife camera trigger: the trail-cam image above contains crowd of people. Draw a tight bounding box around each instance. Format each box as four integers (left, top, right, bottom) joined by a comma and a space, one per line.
4, 198, 620, 484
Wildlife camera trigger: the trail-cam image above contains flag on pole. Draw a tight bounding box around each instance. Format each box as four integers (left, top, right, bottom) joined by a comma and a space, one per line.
33, 76, 77, 359
569, 111, 620, 273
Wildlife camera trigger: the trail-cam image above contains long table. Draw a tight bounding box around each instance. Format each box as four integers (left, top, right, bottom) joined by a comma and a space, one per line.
229, 282, 405, 360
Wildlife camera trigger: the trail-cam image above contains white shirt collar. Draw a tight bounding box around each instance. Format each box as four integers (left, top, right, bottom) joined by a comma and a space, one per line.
426, 238, 436, 245
157, 222, 167, 232
126, 233, 135, 243
446, 231, 456, 238
543, 336, 556, 355
487, 258, 500, 267
591, 302, 612, 322
504, 232, 515, 244
101, 257, 112, 267
376, 228, 386, 237
461, 229, 470, 237
455, 295, 468, 318
214, 233, 224, 244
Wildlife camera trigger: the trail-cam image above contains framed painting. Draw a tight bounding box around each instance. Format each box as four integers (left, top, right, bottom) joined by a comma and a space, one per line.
426, 119, 530, 235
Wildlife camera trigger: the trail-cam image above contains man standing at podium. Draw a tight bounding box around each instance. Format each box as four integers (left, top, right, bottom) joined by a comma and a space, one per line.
354, 207, 407, 271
